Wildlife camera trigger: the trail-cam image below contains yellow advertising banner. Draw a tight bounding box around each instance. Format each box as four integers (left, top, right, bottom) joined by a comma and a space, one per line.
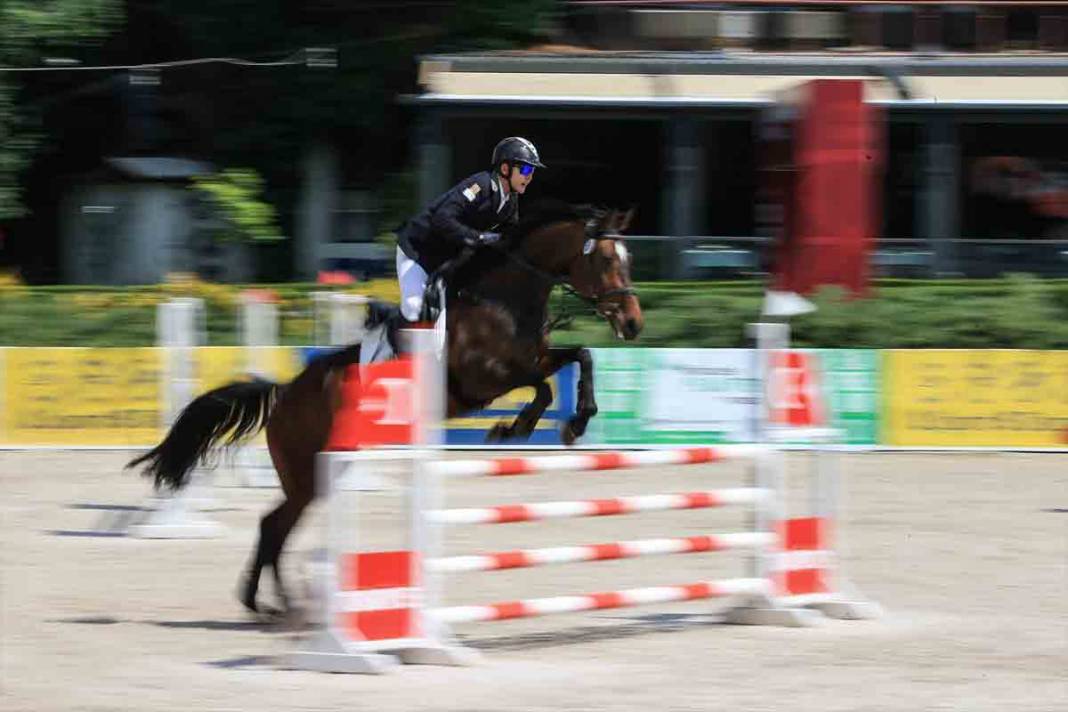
446, 382, 558, 430
0, 347, 304, 447
194, 347, 302, 392
884, 350, 1068, 447
1, 347, 163, 446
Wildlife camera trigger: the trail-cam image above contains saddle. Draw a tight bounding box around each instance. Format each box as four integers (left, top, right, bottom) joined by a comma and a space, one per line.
362, 276, 446, 364
420, 274, 447, 324
363, 300, 407, 362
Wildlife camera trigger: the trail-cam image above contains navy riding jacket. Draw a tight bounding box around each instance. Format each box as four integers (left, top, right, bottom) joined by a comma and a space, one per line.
396, 171, 518, 272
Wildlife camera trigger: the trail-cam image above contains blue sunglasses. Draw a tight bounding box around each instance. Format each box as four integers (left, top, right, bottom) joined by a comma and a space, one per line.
516, 163, 536, 176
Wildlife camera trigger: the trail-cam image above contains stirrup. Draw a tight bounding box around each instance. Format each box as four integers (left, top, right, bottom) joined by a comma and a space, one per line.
420, 278, 445, 323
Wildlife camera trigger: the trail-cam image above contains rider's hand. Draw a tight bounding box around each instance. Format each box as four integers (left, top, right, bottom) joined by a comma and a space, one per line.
477, 232, 501, 245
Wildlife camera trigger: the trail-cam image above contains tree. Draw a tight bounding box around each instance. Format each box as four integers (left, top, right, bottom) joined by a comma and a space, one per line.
191, 168, 281, 243
0, 0, 124, 219
136, 0, 560, 222
3, 1, 559, 278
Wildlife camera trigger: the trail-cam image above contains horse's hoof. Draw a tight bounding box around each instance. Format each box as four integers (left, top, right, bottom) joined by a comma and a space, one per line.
486, 422, 513, 443
239, 591, 285, 622
560, 423, 577, 446
239, 589, 259, 615
276, 605, 312, 631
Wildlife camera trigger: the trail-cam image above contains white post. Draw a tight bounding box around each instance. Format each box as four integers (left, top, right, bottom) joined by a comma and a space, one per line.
312, 291, 393, 492
128, 298, 220, 539
804, 442, 883, 621
748, 320, 791, 443
398, 326, 479, 666
158, 297, 204, 428
291, 323, 474, 672
229, 292, 281, 488
240, 291, 279, 378
722, 322, 817, 626
313, 292, 369, 346
743, 321, 881, 622
288, 451, 399, 674
723, 447, 816, 627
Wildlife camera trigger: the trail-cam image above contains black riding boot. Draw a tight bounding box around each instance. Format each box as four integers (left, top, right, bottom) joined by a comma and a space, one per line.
421, 247, 475, 323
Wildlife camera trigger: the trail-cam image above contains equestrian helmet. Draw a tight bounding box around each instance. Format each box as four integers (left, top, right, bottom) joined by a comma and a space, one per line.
491, 137, 546, 170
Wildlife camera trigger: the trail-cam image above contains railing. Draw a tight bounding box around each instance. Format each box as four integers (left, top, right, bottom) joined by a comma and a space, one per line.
621, 235, 1068, 280
315, 232, 1068, 281
622, 235, 770, 280
874, 238, 1068, 278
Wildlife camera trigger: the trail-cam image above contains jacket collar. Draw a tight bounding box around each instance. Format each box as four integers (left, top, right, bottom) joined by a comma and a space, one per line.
492, 175, 511, 212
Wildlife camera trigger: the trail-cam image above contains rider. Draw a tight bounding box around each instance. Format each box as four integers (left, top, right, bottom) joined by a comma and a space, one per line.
395, 136, 545, 323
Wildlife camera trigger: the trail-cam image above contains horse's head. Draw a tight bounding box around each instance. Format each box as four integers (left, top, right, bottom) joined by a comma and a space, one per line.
567, 208, 644, 341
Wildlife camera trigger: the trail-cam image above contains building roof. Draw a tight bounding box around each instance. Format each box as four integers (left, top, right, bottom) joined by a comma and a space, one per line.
409, 51, 1068, 110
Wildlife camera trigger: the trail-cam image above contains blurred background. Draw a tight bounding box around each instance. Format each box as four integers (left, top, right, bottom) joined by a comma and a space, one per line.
1, 0, 1065, 289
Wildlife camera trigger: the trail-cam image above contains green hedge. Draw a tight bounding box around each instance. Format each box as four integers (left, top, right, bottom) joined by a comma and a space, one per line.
1, 276, 1067, 349
546, 275, 1068, 349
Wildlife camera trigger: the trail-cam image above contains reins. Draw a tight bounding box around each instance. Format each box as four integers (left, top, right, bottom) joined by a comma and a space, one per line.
492, 219, 638, 333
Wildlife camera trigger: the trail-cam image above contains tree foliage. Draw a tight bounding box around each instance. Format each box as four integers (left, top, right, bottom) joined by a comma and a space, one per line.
0, 0, 124, 218
1, 1, 560, 274
138, 1, 558, 223
191, 168, 281, 243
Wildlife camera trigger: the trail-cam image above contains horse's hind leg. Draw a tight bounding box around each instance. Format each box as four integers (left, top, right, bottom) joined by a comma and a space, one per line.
239, 492, 312, 617
266, 488, 312, 613
240, 423, 302, 617
240, 501, 285, 615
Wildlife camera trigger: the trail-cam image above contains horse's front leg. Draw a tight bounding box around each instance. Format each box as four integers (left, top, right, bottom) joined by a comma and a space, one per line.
487, 379, 553, 443
544, 347, 597, 446
521, 350, 598, 446
484, 347, 597, 445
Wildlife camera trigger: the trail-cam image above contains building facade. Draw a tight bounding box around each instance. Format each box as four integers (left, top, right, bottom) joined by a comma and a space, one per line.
406, 4, 1068, 279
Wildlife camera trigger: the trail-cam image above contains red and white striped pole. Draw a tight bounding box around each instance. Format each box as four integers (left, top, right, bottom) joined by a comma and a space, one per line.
427, 532, 776, 574
426, 445, 765, 479
431, 578, 771, 624
426, 487, 769, 525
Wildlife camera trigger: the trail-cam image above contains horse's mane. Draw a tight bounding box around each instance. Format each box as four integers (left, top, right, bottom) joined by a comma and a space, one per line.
511, 199, 606, 241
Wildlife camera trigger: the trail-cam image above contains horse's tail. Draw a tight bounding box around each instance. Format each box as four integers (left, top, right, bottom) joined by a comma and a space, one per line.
127, 378, 280, 490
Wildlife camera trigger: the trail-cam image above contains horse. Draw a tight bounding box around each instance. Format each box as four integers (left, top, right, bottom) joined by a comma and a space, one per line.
127, 202, 644, 618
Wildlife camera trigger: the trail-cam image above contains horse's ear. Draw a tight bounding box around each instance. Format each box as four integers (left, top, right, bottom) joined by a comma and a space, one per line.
617, 206, 637, 233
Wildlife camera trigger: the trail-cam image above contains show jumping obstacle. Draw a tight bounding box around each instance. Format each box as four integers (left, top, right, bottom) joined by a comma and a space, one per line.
289, 325, 881, 674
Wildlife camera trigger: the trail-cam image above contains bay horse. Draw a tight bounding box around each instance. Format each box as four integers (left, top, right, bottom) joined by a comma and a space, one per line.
127, 203, 643, 617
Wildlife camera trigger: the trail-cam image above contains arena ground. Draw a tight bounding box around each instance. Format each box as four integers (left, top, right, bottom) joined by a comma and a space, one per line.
1, 450, 1065, 712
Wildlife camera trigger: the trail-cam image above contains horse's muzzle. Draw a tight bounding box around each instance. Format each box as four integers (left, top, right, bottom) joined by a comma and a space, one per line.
621, 316, 642, 340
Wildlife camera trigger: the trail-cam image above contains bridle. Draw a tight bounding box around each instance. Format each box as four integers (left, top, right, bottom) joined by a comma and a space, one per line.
576, 218, 639, 313
489, 216, 637, 332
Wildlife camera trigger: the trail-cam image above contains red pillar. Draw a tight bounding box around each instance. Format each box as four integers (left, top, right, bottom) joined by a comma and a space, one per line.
769, 80, 882, 297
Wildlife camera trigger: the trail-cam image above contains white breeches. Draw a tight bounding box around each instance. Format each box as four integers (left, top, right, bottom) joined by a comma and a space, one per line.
396, 247, 429, 321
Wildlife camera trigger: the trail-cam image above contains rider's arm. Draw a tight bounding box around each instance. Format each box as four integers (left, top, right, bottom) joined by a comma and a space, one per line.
430, 181, 486, 247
